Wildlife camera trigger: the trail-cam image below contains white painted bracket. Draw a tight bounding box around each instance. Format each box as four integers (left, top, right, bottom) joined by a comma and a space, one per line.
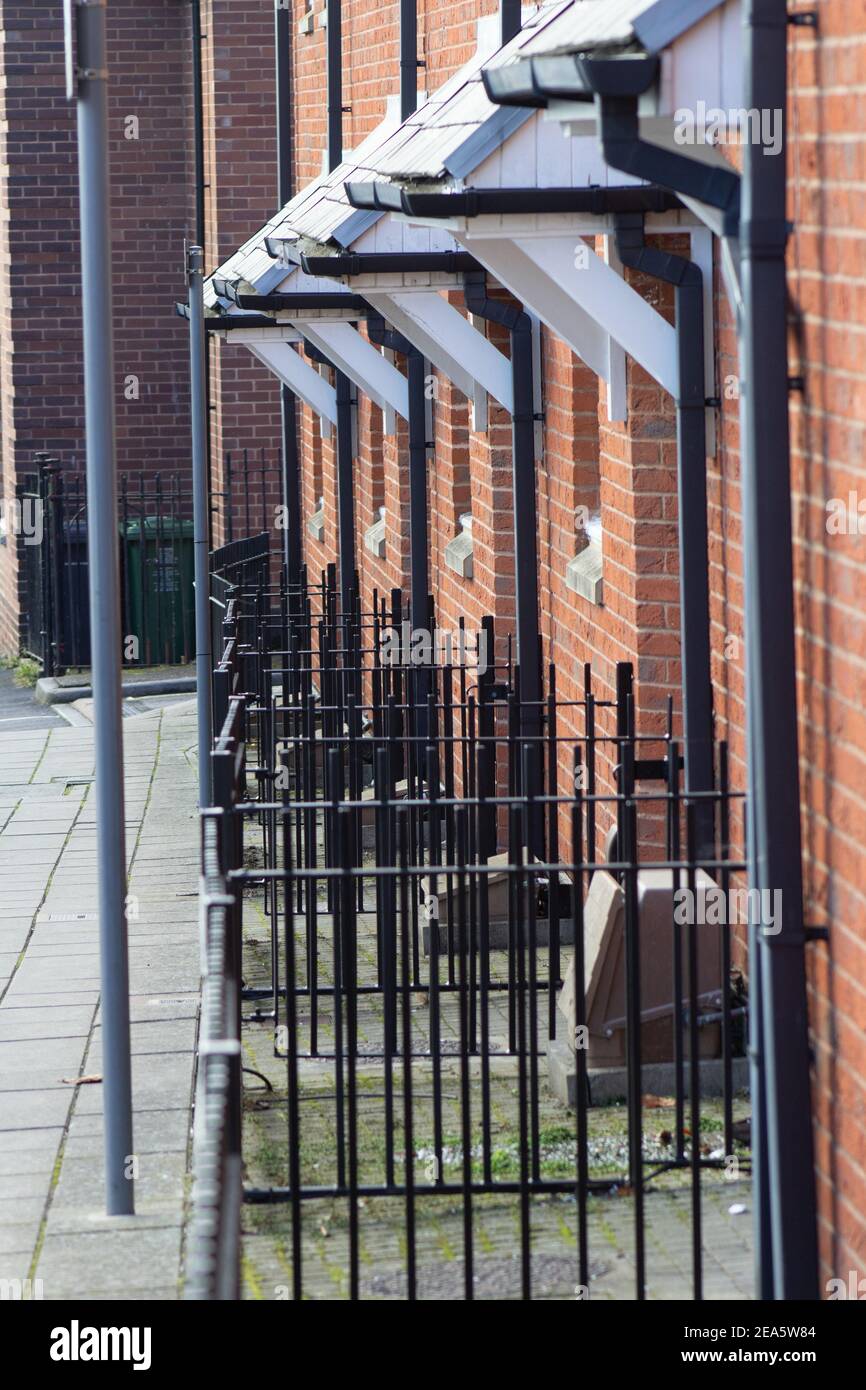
471, 232, 678, 402
246, 342, 338, 426
211, 324, 303, 344
456, 233, 639, 418
365, 289, 513, 414
600, 237, 628, 424
291, 318, 409, 421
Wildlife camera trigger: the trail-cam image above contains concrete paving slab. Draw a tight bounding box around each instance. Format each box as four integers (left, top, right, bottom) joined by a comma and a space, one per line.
0, 703, 200, 1301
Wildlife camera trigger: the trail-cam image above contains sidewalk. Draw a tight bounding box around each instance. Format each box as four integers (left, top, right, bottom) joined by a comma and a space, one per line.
0, 697, 201, 1300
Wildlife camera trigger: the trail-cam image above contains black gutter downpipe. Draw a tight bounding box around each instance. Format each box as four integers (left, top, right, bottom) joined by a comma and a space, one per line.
365, 317, 429, 640
366, 316, 431, 732
334, 369, 356, 632
740, 0, 818, 1301
463, 272, 543, 857
598, 92, 740, 235
611, 213, 715, 858
584, 94, 722, 851
400, 0, 418, 122
275, 0, 303, 588
500, 0, 521, 45
327, 0, 343, 169
323, 0, 356, 636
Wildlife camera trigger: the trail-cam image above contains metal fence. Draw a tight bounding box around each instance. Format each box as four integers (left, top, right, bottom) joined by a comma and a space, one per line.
16, 450, 281, 675
190, 559, 750, 1300
18, 457, 197, 674
184, 699, 246, 1301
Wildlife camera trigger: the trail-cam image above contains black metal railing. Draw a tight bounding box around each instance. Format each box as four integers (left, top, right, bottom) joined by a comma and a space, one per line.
193, 560, 750, 1301
16, 450, 281, 676
18, 457, 197, 674
185, 699, 246, 1301
212, 447, 283, 545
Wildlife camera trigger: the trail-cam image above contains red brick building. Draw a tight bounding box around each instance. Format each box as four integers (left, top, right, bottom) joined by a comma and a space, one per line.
2, 0, 863, 1297
0, 0, 283, 654
202, 0, 866, 1293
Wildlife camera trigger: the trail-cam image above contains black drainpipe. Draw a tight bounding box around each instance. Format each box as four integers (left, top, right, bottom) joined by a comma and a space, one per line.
397, 1, 432, 722
275, 0, 303, 588
463, 272, 543, 856
327, 0, 343, 169
611, 212, 715, 857
585, 85, 734, 855
323, 0, 355, 627
740, 0, 818, 1301
334, 369, 356, 628
366, 316, 430, 729
400, 0, 418, 122
591, 50, 818, 1296
500, 0, 521, 46
365, 317, 429, 637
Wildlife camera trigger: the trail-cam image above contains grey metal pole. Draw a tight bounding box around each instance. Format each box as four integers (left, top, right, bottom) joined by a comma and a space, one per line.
740, 0, 818, 1298
188, 245, 213, 805
275, 0, 303, 586
73, 0, 134, 1216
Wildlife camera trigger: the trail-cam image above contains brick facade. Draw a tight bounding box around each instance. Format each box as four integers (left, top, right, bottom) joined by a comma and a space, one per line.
0, 0, 194, 652
1, 0, 863, 1290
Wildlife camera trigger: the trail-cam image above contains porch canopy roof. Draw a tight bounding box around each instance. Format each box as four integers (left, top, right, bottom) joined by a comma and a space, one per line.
204, 9, 579, 422
342, 0, 740, 420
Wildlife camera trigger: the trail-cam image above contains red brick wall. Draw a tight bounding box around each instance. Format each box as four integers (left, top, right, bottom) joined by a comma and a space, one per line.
705, 8, 866, 1286
203, 0, 284, 545
0, 0, 195, 653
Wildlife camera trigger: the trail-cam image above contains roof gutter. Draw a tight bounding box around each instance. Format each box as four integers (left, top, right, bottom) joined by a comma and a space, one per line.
175, 303, 288, 332
483, 51, 660, 108
232, 291, 369, 313
298, 250, 481, 277
483, 51, 741, 235
345, 182, 682, 217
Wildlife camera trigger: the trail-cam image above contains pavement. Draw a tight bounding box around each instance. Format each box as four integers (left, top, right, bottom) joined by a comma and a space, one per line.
0, 685, 201, 1300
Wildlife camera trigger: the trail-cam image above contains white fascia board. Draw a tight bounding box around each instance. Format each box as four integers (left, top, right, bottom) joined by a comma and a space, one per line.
270, 305, 364, 322
396, 207, 700, 241
365, 289, 513, 413
292, 319, 410, 420
212, 325, 303, 344
340, 270, 471, 294
246, 342, 338, 426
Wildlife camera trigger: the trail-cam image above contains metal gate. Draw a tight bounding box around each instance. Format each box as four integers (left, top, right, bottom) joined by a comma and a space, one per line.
195, 564, 752, 1301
